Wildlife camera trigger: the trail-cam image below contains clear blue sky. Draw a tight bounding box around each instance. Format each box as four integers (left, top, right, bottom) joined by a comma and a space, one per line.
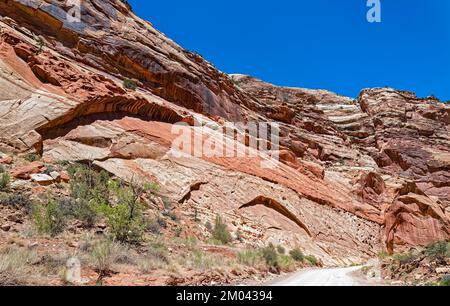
129, 0, 450, 101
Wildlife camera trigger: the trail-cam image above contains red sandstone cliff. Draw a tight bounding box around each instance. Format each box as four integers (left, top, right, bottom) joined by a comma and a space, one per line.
0, 0, 448, 265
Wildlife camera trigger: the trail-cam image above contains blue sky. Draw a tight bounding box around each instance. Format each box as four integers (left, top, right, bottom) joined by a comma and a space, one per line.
129, 0, 450, 101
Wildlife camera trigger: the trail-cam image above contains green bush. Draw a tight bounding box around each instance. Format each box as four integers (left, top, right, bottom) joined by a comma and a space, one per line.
237, 249, 262, 267
89, 240, 129, 283
67, 163, 110, 227
276, 245, 286, 255
0, 172, 10, 191
211, 215, 232, 245
278, 255, 296, 271
424, 241, 449, 261
33, 198, 67, 236
305, 255, 319, 266
393, 251, 417, 265
439, 275, 450, 286
35, 37, 44, 54
147, 242, 169, 264
120, 0, 133, 11
69, 164, 158, 243
289, 248, 304, 262
68, 163, 110, 201
162, 210, 177, 221
262, 244, 279, 269
123, 79, 137, 90
146, 217, 162, 235
205, 221, 212, 232
24, 153, 40, 162
0, 193, 33, 211
96, 180, 149, 243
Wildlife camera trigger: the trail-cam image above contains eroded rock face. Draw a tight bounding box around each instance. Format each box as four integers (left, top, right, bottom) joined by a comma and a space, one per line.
0, 0, 448, 263
0, 0, 250, 121
232, 76, 449, 253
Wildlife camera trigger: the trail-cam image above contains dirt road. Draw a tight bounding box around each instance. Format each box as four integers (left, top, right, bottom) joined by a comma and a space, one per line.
267, 266, 375, 286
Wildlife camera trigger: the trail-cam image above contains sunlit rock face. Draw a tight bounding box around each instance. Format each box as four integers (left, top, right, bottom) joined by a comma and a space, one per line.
0, 0, 448, 264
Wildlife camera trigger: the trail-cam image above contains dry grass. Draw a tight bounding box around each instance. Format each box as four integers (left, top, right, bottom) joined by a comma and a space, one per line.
0, 247, 37, 285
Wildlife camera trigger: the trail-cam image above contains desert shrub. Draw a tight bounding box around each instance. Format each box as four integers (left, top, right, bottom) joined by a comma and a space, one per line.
393, 251, 416, 265
181, 236, 199, 251
146, 217, 163, 235
278, 255, 296, 272
0, 193, 33, 211
89, 240, 125, 282
189, 249, 218, 271
424, 241, 449, 261
67, 163, 110, 227
24, 153, 40, 162
276, 245, 286, 255
305, 255, 319, 266
32, 198, 67, 236
37, 253, 69, 274
205, 221, 212, 232
98, 201, 146, 243
262, 244, 279, 269
0, 172, 10, 191
289, 248, 304, 262
156, 215, 167, 228
0, 247, 36, 286
66, 197, 98, 228
120, 0, 133, 10
138, 256, 166, 273
68, 165, 158, 242
212, 215, 232, 245
138, 241, 170, 273
237, 249, 262, 267
68, 163, 110, 202
123, 79, 137, 90
235, 230, 243, 242
0, 165, 5, 173
440, 275, 450, 286
96, 180, 148, 243
377, 251, 389, 260
35, 37, 44, 54
162, 210, 177, 221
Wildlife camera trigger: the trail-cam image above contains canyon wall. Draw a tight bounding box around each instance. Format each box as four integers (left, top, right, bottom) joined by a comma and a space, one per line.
0, 0, 448, 264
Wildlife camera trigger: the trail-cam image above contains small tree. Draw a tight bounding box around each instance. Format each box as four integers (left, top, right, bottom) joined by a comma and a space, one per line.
212, 215, 232, 245
36, 37, 44, 54
33, 198, 67, 236
67, 163, 110, 227
123, 79, 137, 91
97, 179, 159, 244
425, 241, 449, 259
289, 248, 304, 262
305, 255, 319, 266
262, 243, 279, 269
24, 153, 40, 162
276, 245, 286, 254
0, 193, 33, 211
440, 275, 450, 286
0, 172, 10, 191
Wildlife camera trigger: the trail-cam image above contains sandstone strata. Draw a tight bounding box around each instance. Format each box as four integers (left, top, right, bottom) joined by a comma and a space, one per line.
0, 0, 448, 265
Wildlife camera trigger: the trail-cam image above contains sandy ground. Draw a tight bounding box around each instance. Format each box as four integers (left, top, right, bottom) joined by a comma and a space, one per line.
265, 266, 378, 286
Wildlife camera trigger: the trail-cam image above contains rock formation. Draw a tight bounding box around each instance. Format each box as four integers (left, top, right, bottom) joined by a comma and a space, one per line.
0, 0, 448, 265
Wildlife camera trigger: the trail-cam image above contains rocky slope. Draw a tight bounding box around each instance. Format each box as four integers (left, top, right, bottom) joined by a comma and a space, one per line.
0, 0, 449, 269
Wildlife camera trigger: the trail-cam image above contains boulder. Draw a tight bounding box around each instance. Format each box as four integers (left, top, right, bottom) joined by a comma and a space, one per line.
30, 173, 54, 186
11, 162, 45, 179
1, 224, 11, 232
49, 171, 61, 181
0, 156, 13, 164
